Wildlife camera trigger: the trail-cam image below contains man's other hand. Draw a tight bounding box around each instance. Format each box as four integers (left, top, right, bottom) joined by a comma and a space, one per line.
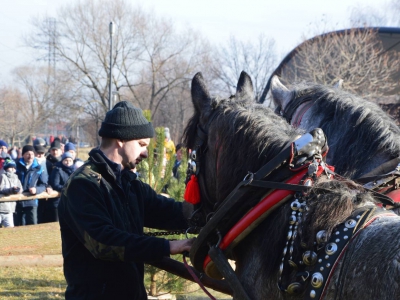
169, 238, 195, 255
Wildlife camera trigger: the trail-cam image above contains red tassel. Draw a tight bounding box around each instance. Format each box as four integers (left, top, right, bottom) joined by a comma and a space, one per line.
184, 175, 201, 205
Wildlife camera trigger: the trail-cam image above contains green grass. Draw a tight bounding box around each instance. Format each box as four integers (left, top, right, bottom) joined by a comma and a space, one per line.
0, 266, 66, 299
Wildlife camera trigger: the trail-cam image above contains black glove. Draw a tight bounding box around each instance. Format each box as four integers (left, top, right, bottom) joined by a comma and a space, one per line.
12, 186, 20, 194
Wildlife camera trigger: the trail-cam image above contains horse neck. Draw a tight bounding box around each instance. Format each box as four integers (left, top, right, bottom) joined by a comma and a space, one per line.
234, 203, 294, 299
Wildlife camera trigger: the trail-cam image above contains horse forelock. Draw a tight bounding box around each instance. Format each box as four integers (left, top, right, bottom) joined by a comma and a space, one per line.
293, 83, 400, 178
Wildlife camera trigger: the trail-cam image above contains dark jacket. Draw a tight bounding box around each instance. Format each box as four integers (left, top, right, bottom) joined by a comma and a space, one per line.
58, 148, 188, 300
46, 154, 61, 176
16, 158, 47, 207
49, 161, 74, 208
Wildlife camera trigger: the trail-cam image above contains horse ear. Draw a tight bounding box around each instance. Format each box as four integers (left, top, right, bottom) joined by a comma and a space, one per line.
270, 75, 292, 111
191, 72, 212, 113
236, 71, 254, 102
334, 79, 343, 89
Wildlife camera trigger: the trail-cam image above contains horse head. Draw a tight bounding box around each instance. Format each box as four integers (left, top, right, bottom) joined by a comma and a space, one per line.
270, 75, 400, 179
184, 71, 296, 225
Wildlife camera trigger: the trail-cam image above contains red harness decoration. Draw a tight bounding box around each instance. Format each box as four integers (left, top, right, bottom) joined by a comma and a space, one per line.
184, 175, 201, 205
203, 169, 308, 276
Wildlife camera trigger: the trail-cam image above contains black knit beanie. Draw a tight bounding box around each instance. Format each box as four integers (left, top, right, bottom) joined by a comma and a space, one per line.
22, 145, 35, 155
98, 101, 155, 140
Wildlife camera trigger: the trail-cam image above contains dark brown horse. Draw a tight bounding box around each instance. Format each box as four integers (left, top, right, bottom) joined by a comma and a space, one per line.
183, 72, 400, 300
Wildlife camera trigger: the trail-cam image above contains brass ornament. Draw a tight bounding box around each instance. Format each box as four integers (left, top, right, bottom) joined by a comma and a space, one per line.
302, 250, 317, 265
287, 282, 303, 294
310, 272, 324, 288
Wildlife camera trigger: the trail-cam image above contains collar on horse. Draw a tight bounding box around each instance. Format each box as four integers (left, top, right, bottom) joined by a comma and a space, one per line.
185, 123, 396, 300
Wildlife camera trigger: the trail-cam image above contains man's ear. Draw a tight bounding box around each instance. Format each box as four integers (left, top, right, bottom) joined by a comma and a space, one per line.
116, 139, 124, 148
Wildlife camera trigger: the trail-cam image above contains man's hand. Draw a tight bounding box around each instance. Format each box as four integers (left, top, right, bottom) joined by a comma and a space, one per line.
46, 186, 53, 194
169, 238, 195, 255
29, 187, 36, 195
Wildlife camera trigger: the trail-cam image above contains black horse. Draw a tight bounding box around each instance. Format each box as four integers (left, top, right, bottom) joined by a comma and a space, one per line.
183, 72, 400, 300
270, 76, 400, 180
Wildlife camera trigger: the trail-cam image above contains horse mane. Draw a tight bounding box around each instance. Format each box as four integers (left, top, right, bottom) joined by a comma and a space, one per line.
293, 83, 400, 178
299, 178, 376, 248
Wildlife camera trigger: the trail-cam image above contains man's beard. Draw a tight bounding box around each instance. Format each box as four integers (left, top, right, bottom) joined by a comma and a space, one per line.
126, 161, 136, 170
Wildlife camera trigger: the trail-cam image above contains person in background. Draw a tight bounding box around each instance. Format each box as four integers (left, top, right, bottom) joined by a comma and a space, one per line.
46, 152, 74, 223
64, 142, 83, 167
0, 140, 8, 154
34, 143, 52, 223
0, 140, 11, 175
58, 101, 194, 299
46, 139, 62, 176
172, 143, 183, 179
164, 127, 175, 161
0, 159, 22, 228
15, 145, 47, 226
8, 146, 18, 161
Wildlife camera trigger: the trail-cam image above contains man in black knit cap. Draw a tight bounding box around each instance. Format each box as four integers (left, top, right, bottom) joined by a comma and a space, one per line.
58, 101, 194, 300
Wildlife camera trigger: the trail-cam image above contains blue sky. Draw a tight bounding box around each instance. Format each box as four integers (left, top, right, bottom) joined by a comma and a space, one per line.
0, 0, 383, 82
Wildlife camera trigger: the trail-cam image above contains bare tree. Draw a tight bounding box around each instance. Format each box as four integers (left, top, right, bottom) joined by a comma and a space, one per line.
0, 86, 30, 146
25, 0, 214, 143
211, 34, 277, 101
277, 28, 400, 100
350, 0, 400, 27
12, 65, 78, 142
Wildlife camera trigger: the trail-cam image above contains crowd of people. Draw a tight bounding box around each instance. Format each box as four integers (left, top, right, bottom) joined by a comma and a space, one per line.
0, 128, 184, 229
0, 102, 193, 299
0, 138, 83, 228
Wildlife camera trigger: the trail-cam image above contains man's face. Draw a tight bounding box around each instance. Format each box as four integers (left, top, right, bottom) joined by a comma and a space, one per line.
67, 150, 76, 160
0, 146, 7, 153
176, 148, 182, 161
50, 148, 62, 158
120, 138, 150, 170
23, 151, 35, 165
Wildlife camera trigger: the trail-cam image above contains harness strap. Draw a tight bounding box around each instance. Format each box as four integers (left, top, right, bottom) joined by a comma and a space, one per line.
305, 207, 397, 300
208, 246, 252, 300
249, 179, 310, 192
253, 146, 292, 180
357, 157, 400, 179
